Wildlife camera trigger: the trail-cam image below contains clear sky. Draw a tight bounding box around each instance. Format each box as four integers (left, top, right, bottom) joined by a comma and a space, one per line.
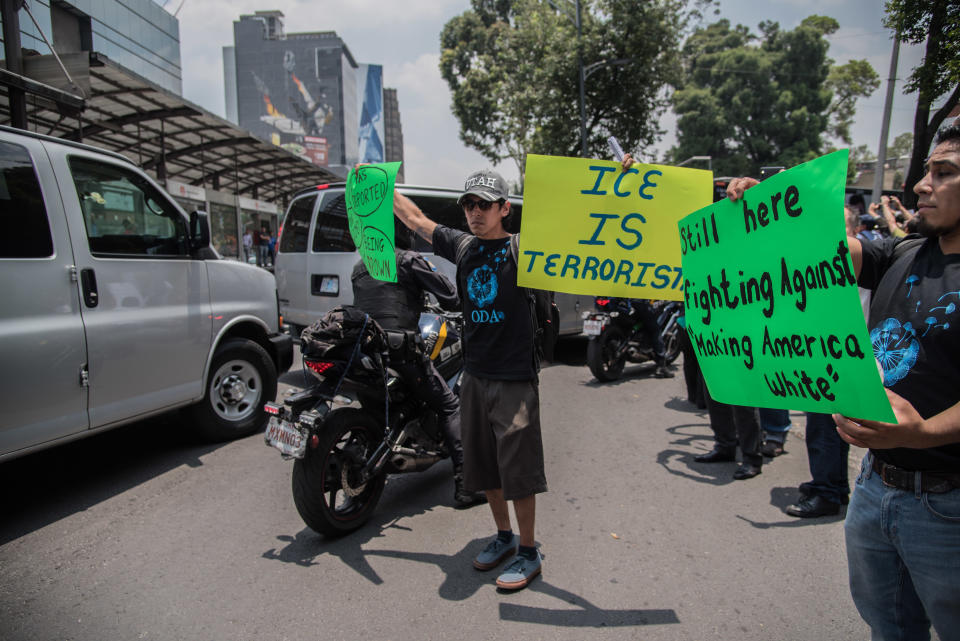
171, 0, 927, 190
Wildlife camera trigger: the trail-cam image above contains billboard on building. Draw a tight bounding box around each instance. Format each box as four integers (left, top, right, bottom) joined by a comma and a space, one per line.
234, 32, 345, 167
357, 64, 384, 164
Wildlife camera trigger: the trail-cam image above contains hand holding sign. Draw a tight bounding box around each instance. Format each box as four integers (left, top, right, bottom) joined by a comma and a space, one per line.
346, 162, 403, 283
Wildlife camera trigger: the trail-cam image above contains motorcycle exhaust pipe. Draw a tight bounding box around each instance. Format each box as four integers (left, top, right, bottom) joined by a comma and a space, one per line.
389, 450, 444, 472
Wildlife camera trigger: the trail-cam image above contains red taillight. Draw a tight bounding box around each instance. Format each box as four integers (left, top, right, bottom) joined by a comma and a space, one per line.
305, 359, 336, 376
596, 298, 610, 307
315, 184, 330, 190
264, 403, 280, 415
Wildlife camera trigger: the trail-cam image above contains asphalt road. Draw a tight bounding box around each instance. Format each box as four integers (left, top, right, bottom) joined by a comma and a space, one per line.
0, 339, 871, 640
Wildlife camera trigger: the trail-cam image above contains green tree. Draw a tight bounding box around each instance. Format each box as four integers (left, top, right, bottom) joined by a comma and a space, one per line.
671, 16, 878, 177
884, 0, 960, 207
439, 0, 707, 182
826, 59, 881, 144
887, 131, 913, 159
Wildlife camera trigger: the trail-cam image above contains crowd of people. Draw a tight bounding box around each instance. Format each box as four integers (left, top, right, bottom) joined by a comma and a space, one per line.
242, 226, 277, 267
343, 121, 959, 641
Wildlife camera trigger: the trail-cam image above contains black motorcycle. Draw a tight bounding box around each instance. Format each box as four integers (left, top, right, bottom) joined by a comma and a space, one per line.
265, 308, 463, 537
584, 297, 682, 381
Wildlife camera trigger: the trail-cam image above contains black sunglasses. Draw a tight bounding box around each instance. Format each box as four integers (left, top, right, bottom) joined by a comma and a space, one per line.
462, 198, 504, 212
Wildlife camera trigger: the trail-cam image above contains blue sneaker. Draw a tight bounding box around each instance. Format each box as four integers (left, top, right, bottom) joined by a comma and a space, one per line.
496, 549, 543, 590
473, 534, 518, 571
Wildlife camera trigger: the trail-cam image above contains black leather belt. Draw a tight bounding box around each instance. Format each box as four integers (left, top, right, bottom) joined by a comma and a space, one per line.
872, 458, 960, 494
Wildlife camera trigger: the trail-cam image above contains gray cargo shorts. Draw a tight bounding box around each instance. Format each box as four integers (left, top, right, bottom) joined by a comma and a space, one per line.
459, 372, 547, 500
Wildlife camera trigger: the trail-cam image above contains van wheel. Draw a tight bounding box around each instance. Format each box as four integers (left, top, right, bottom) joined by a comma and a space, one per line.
189, 338, 277, 441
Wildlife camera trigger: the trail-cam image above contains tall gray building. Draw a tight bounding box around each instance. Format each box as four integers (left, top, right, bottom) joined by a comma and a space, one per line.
383, 87, 404, 183
224, 11, 402, 179
224, 12, 359, 177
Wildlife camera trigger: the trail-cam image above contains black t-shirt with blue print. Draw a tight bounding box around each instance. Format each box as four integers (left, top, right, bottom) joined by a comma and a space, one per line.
433, 225, 536, 381
859, 236, 960, 471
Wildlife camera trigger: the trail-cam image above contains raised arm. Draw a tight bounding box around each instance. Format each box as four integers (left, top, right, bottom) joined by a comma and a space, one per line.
394, 191, 438, 245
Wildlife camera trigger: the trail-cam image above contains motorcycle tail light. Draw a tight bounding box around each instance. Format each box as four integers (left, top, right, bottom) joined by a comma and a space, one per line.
596, 298, 610, 307
304, 359, 336, 378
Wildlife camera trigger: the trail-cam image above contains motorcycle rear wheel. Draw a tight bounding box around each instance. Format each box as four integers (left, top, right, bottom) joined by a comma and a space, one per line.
661, 324, 682, 364
292, 408, 386, 537
587, 326, 627, 382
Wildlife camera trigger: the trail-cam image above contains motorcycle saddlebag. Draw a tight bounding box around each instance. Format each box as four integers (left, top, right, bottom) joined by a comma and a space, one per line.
300, 306, 388, 361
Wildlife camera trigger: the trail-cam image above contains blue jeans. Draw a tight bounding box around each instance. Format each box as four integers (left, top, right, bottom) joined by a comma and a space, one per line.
804, 412, 849, 504
759, 408, 790, 443
845, 452, 960, 641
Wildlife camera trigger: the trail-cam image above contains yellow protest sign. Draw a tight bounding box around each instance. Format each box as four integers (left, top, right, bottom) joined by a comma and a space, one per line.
518, 154, 712, 300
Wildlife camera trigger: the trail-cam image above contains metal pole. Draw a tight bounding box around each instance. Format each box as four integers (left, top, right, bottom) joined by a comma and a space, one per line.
872, 37, 900, 204
2, 0, 28, 129
576, 0, 586, 157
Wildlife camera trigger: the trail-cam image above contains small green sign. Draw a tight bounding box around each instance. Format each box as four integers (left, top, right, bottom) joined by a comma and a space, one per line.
345, 162, 402, 283
678, 150, 895, 422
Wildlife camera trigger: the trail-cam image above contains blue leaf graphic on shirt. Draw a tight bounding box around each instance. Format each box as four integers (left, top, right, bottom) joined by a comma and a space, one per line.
467, 264, 498, 309
871, 318, 919, 386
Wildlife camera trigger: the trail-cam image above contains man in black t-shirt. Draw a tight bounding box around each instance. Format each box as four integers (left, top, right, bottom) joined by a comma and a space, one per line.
726, 123, 960, 641
393, 170, 547, 591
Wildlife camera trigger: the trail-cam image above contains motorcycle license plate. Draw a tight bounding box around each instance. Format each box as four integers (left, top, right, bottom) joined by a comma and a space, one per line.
583, 319, 605, 336
265, 416, 307, 459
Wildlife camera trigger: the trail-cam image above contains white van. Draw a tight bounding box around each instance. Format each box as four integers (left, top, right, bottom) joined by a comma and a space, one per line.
0, 126, 292, 461
275, 183, 594, 335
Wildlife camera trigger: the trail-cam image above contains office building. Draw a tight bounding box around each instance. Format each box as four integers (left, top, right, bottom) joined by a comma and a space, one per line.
2, 0, 182, 94
224, 11, 402, 178
383, 87, 404, 183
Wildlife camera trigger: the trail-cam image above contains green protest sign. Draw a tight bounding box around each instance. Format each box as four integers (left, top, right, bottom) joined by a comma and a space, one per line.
345, 162, 403, 283
678, 150, 895, 422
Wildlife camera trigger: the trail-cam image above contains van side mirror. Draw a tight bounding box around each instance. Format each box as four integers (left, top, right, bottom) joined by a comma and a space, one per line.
189, 210, 211, 253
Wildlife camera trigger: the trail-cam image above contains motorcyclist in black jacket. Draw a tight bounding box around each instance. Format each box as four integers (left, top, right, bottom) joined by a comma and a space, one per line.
351, 223, 485, 507
632, 299, 674, 378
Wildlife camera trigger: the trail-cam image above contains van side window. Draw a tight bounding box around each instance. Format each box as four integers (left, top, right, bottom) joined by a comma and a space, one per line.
68, 157, 189, 257
312, 193, 355, 252
279, 194, 315, 253
0, 141, 54, 258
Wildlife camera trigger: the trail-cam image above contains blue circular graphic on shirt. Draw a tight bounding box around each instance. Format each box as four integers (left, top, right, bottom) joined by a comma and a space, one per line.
467, 264, 498, 308
871, 317, 919, 386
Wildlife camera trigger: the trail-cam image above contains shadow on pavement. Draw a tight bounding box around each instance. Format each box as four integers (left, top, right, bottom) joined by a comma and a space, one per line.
663, 396, 709, 415
734, 485, 847, 529
262, 464, 471, 585
0, 412, 221, 545
655, 423, 745, 487
500, 581, 680, 627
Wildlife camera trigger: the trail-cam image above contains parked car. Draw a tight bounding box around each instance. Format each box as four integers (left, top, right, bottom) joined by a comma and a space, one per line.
0, 125, 292, 461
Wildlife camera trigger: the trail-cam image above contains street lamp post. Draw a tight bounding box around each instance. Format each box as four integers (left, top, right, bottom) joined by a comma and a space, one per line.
575, 0, 586, 158
549, 1, 633, 158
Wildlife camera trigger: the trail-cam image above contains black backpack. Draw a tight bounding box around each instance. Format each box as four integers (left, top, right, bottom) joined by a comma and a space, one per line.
300, 305, 388, 362
454, 233, 559, 367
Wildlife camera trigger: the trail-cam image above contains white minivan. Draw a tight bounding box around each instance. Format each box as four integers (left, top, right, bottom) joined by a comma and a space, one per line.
0, 125, 293, 461
275, 183, 594, 335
